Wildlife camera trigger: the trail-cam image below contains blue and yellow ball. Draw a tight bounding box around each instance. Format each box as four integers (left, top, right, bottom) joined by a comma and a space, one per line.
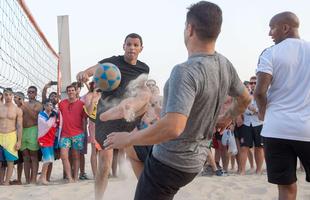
93, 63, 121, 92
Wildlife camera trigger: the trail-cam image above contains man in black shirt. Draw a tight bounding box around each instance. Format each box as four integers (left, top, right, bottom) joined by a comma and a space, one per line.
76, 33, 149, 200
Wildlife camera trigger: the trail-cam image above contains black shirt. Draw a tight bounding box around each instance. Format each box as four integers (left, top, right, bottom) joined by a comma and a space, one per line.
95, 55, 149, 139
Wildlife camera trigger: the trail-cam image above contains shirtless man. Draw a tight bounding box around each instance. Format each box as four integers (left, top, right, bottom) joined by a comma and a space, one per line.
20, 86, 42, 184
0, 88, 23, 185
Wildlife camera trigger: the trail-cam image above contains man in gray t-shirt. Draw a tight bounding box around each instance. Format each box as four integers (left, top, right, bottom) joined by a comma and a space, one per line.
103, 2, 251, 200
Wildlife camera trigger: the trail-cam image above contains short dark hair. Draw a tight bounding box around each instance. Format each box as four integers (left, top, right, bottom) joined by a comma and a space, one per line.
243, 81, 250, 86
250, 76, 257, 80
28, 86, 37, 92
43, 99, 52, 105
124, 33, 143, 46
66, 85, 76, 92
4, 88, 13, 93
71, 82, 83, 89
186, 1, 222, 41
15, 91, 25, 99
48, 92, 57, 99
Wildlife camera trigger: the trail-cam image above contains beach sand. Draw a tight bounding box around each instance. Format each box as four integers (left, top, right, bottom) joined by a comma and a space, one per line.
1, 151, 309, 200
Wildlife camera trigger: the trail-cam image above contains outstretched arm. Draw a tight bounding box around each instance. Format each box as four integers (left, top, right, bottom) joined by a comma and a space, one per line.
76, 64, 100, 83
103, 112, 188, 149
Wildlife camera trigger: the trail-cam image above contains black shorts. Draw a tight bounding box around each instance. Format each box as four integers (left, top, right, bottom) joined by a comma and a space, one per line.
234, 125, 242, 138
134, 153, 197, 200
264, 137, 310, 185
95, 118, 140, 149
133, 145, 153, 162
239, 124, 263, 148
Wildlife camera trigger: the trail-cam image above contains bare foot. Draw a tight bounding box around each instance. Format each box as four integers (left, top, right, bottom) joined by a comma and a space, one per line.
66, 178, 76, 184
3, 181, 10, 186
9, 179, 22, 185
38, 179, 49, 185
239, 171, 246, 176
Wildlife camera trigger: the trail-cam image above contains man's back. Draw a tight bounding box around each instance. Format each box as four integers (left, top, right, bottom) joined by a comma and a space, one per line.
153, 53, 244, 173
257, 38, 310, 141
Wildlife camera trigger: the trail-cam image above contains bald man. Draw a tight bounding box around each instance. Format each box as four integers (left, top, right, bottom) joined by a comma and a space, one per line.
255, 12, 310, 200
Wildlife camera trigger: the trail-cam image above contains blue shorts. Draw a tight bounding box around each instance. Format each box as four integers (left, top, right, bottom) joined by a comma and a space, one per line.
41, 147, 54, 163
60, 133, 85, 150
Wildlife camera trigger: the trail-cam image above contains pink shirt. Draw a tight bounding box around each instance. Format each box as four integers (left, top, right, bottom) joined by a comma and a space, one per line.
59, 99, 86, 137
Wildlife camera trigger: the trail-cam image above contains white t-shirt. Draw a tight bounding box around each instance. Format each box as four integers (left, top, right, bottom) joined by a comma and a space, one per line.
256, 38, 310, 141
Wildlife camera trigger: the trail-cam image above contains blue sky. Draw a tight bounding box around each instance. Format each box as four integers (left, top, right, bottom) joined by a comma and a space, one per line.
26, 0, 310, 93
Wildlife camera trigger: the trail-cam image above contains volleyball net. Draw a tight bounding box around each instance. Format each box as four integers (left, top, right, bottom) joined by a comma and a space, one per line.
0, 0, 59, 99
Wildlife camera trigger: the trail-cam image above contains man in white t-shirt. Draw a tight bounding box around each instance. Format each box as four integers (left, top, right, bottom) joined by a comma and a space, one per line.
255, 11, 310, 200
239, 76, 264, 175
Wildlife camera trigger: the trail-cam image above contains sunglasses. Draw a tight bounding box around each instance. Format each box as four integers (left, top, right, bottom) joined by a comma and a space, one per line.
249, 82, 256, 85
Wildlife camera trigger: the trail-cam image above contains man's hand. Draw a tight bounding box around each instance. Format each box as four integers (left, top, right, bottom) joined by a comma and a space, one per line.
15, 141, 21, 151
76, 71, 90, 83
44, 81, 52, 89
103, 132, 132, 150
215, 115, 232, 134
88, 135, 95, 143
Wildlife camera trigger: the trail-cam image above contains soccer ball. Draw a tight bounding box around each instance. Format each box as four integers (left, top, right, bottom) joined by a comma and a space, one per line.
93, 63, 121, 92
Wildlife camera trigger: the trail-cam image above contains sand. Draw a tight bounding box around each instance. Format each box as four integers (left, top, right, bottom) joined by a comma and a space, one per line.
1, 152, 309, 200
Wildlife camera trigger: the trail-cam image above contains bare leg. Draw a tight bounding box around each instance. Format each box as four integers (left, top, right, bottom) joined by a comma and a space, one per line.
100, 105, 124, 122
117, 149, 126, 177
61, 148, 74, 183
38, 163, 50, 185
3, 162, 14, 185
278, 183, 297, 200
254, 147, 264, 174
22, 149, 31, 184
206, 149, 218, 172
71, 149, 80, 182
91, 144, 97, 178
112, 149, 118, 177
29, 150, 39, 184
126, 147, 144, 179
0, 162, 4, 184
100, 96, 148, 122
47, 163, 52, 181
214, 143, 221, 168
230, 155, 236, 171
239, 146, 249, 175
235, 138, 241, 173
219, 143, 229, 172
248, 148, 255, 172
95, 149, 113, 200
17, 162, 23, 183
80, 153, 85, 178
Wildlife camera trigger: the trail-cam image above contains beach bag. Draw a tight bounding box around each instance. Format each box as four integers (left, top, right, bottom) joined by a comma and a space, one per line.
221, 129, 230, 146
221, 130, 238, 155
228, 131, 238, 155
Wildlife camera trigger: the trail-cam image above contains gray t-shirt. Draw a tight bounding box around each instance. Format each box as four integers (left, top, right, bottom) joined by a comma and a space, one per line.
152, 53, 244, 173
